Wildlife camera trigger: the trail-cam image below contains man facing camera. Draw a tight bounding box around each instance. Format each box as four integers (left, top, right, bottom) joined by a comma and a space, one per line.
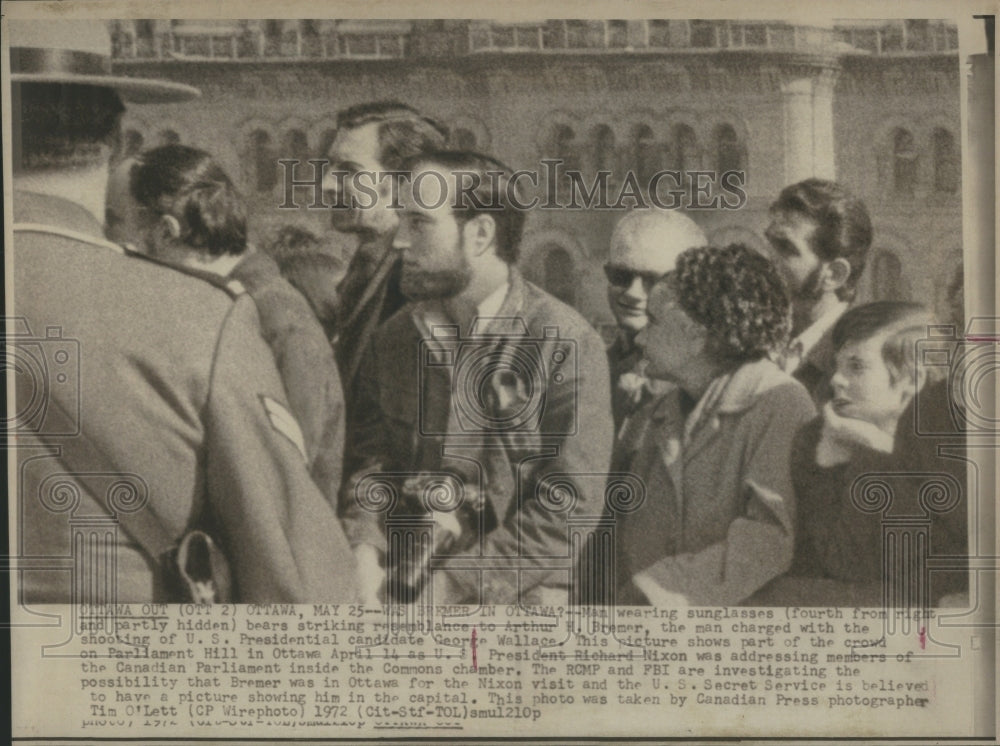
765, 179, 873, 403
341, 151, 613, 606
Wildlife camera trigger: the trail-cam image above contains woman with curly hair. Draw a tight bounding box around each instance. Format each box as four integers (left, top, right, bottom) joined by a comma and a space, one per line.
614, 243, 816, 605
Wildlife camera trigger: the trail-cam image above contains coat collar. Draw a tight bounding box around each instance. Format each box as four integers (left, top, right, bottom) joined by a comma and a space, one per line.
14, 190, 105, 239
650, 358, 796, 432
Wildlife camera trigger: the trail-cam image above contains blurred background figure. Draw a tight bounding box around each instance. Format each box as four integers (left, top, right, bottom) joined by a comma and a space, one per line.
616, 244, 815, 606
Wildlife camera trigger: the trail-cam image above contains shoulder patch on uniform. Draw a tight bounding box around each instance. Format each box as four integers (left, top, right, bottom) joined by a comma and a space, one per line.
259, 395, 307, 461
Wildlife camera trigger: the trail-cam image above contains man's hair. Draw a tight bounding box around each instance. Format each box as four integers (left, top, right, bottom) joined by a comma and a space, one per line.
402, 150, 527, 265
673, 243, 792, 363
263, 225, 344, 284
264, 224, 324, 261
131, 144, 247, 256
13, 83, 125, 172
336, 101, 447, 170
771, 178, 873, 302
832, 301, 934, 385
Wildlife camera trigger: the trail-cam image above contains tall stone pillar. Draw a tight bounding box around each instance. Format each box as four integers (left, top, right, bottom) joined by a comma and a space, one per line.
780, 60, 841, 184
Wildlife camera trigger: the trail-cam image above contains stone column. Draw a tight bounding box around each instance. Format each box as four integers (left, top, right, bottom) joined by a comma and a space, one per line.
780, 60, 841, 184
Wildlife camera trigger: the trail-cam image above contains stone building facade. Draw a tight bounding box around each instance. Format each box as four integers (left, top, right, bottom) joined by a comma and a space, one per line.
111, 18, 962, 331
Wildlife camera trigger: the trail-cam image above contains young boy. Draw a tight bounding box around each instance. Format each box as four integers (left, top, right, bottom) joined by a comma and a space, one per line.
783, 301, 967, 606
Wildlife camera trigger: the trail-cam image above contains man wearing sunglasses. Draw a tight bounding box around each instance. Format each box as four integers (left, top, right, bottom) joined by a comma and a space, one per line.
604, 210, 707, 433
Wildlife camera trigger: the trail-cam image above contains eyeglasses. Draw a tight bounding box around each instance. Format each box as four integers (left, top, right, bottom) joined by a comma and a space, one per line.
603, 264, 664, 288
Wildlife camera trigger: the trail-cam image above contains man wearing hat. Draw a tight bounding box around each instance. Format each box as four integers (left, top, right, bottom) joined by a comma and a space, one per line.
9, 19, 357, 603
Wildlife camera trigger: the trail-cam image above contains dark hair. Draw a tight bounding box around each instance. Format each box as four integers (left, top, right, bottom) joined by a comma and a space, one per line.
263, 225, 344, 285
402, 149, 526, 264
832, 301, 933, 384
263, 225, 323, 261
771, 178, 873, 302
336, 101, 447, 170
673, 243, 792, 363
13, 83, 125, 171
130, 144, 247, 256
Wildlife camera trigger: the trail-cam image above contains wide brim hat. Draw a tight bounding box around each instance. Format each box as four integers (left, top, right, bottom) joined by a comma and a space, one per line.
9, 19, 200, 103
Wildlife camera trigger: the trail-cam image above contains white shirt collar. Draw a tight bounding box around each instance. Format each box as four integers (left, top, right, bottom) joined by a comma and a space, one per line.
476, 280, 510, 323
788, 301, 848, 368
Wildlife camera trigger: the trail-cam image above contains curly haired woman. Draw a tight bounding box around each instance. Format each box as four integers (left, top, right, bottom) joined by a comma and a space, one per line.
614, 243, 816, 606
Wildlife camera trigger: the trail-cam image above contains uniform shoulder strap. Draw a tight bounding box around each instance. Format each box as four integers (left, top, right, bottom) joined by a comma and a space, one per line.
123, 249, 248, 299
13, 222, 126, 254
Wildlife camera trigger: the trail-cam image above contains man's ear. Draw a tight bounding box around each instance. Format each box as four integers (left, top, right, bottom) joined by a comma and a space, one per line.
147, 213, 181, 255
464, 214, 496, 257
160, 213, 183, 240
822, 257, 852, 293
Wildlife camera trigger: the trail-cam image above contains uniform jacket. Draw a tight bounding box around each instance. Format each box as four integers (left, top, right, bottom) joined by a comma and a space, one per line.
12, 190, 357, 604
231, 250, 345, 506
615, 358, 816, 605
340, 268, 614, 603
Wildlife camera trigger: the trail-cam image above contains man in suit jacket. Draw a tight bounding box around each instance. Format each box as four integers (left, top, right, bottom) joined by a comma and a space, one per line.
321, 101, 447, 416
10, 19, 356, 604
764, 179, 873, 404
341, 151, 613, 605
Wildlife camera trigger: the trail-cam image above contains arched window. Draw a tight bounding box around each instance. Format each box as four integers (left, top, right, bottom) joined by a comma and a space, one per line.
714, 123, 743, 173
892, 128, 917, 197
280, 129, 312, 193
672, 123, 699, 173
451, 128, 477, 150
123, 129, 144, 158
548, 123, 580, 173
317, 128, 338, 160
628, 124, 660, 186
589, 124, 616, 175
872, 250, 906, 301
245, 130, 277, 193
543, 245, 576, 306
283, 129, 310, 163
158, 129, 180, 146
932, 128, 958, 194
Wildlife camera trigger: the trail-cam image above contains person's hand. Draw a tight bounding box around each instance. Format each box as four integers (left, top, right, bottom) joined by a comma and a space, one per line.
632, 571, 690, 608
353, 544, 385, 607
816, 402, 895, 466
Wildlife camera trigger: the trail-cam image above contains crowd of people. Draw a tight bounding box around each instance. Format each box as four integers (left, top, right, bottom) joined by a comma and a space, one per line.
11, 20, 968, 608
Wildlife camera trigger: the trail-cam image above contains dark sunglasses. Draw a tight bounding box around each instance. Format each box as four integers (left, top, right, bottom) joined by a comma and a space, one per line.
603, 264, 664, 288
